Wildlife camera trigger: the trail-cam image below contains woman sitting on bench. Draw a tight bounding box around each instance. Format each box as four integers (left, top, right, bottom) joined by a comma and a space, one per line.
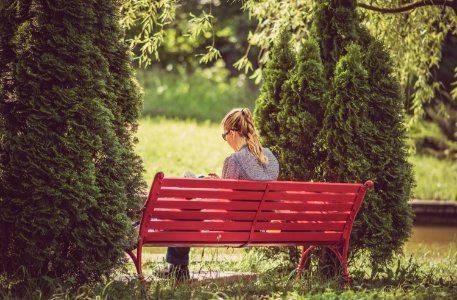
156, 107, 280, 281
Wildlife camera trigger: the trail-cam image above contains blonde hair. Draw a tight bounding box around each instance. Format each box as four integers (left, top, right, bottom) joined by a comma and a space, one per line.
221, 108, 269, 166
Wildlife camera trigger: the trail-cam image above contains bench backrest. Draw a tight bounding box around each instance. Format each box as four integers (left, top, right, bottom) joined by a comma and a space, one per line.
139, 172, 373, 247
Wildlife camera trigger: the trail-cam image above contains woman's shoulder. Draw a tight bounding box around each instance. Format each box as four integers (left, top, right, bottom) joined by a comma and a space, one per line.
262, 147, 277, 159
224, 152, 241, 165
262, 147, 273, 155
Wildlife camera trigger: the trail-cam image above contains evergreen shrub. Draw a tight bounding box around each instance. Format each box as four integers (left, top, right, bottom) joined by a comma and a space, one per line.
0, 0, 145, 285
254, 30, 295, 157
254, 0, 414, 268
276, 37, 325, 181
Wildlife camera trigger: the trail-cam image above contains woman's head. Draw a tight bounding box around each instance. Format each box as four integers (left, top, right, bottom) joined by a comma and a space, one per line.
221, 108, 268, 166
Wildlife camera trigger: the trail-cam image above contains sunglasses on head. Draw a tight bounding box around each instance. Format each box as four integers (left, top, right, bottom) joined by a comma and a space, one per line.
222, 128, 239, 141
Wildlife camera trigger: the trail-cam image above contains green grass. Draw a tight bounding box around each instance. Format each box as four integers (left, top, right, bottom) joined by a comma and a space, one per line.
136, 65, 258, 122
409, 155, 457, 200
2, 243, 455, 299
136, 117, 457, 200
135, 117, 232, 183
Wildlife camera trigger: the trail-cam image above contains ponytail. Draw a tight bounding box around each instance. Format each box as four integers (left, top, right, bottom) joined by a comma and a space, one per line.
222, 108, 269, 166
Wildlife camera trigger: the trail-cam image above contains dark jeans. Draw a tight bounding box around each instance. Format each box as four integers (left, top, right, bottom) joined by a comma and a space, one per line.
166, 247, 190, 265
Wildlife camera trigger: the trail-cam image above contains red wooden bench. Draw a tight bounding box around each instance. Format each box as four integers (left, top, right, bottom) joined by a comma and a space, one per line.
127, 172, 373, 282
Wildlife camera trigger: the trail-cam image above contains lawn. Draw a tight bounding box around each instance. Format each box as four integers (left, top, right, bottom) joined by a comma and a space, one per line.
6, 243, 453, 299
135, 117, 232, 182
136, 117, 457, 201
137, 66, 257, 123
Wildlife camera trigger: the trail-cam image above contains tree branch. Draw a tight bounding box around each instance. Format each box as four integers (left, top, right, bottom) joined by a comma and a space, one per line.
358, 0, 457, 14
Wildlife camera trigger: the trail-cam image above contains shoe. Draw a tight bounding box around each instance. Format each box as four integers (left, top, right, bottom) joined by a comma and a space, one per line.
154, 264, 190, 281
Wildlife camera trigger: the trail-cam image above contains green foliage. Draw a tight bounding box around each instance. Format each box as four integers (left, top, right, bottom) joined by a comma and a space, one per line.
314, 1, 414, 264
254, 30, 295, 156
0, 0, 145, 286
276, 38, 325, 181
138, 63, 258, 122
254, 1, 414, 267
352, 39, 414, 262
316, 43, 371, 182
312, 0, 359, 78
122, 0, 256, 72
410, 155, 457, 200
123, 0, 457, 118
359, 0, 457, 118
0, 0, 17, 183
121, 0, 179, 67
409, 113, 457, 161
93, 0, 146, 219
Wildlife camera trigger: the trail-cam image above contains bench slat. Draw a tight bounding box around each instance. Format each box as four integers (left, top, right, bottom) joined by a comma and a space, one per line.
159, 189, 357, 202
254, 221, 345, 231
267, 182, 362, 193
149, 211, 349, 221
147, 221, 252, 231
160, 188, 264, 200
146, 220, 345, 231
154, 199, 353, 211
162, 178, 267, 190
143, 232, 342, 243
250, 232, 342, 242
265, 191, 356, 202
161, 178, 362, 193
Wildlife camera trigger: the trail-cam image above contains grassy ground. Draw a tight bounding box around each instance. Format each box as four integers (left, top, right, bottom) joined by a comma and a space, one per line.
137, 66, 257, 122
409, 155, 457, 200
3, 243, 454, 299
136, 117, 457, 200
135, 117, 232, 183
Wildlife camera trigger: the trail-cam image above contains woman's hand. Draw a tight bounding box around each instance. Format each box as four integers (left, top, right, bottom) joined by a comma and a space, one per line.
207, 173, 219, 179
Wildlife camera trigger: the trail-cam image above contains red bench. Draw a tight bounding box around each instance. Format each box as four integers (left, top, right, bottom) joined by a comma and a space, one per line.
127, 172, 373, 282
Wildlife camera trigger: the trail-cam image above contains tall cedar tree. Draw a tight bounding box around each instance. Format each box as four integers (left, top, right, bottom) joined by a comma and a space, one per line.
0, 0, 145, 284
317, 43, 371, 184
314, 0, 414, 264
315, 43, 373, 274
254, 37, 326, 267
92, 0, 146, 220
254, 30, 295, 157
253, 0, 414, 269
0, 0, 30, 271
312, 0, 359, 79
277, 38, 325, 181
352, 40, 414, 261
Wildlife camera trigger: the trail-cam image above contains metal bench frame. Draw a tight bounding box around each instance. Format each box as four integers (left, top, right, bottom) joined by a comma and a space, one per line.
127, 172, 373, 282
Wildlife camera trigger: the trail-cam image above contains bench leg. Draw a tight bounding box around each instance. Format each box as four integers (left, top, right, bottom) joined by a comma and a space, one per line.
341, 242, 350, 283
296, 245, 316, 278
327, 245, 349, 284
126, 239, 144, 279
136, 241, 143, 278
127, 250, 140, 274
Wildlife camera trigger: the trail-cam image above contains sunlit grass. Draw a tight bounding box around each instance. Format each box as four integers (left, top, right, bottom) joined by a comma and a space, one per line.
137, 66, 257, 122
135, 117, 232, 184
409, 155, 457, 200
136, 117, 457, 200
76, 246, 457, 299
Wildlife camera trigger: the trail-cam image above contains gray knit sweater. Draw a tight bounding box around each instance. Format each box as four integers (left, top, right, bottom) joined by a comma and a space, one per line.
221, 146, 279, 181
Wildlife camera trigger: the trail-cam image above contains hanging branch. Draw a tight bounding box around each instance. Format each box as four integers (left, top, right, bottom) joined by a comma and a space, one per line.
358, 0, 457, 14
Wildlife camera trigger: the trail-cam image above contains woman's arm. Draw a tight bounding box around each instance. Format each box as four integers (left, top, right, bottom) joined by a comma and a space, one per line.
222, 156, 241, 179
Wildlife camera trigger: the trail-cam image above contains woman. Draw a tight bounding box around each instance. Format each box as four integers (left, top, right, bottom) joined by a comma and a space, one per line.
157, 108, 279, 281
